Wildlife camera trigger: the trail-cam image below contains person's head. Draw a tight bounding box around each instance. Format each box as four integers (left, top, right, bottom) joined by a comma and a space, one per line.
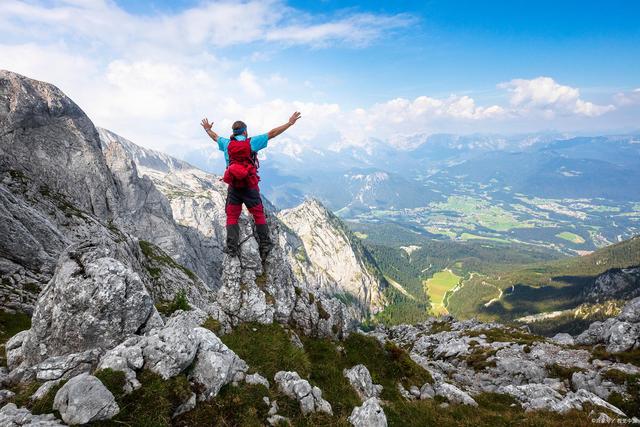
231, 120, 247, 139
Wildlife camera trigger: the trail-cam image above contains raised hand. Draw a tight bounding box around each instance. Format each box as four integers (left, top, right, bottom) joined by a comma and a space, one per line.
201, 118, 213, 131
288, 111, 302, 125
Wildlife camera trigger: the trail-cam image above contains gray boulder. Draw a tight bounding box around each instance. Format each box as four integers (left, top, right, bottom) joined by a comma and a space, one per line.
17, 239, 158, 368
188, 327, 248, 400
499, 383, 563, 412
274, 371, 332, 415
343, 364, 382, 400
618, 296, 640, 323
0, 403, 64, 426
551, 389, 626, 417
348, 397, 387, 427
550, 333, 575, 346
245, 373, 270, 388
419, 383, 435, 400
53, 373, 119, 425
435, 382, 478, 406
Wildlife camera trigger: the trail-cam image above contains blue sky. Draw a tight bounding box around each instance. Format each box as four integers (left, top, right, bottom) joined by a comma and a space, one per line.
1, 0, 639, 157
112, 0, 640, 105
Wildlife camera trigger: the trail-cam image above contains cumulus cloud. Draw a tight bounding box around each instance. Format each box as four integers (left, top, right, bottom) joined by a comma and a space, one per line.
499, 76, 615, 117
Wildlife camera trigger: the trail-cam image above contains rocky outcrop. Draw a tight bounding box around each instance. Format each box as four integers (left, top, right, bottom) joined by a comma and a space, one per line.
15, 238, 158, 368
0, 403, 64, 426
368, 316, 635, 416
278, 199, 386, 314
576, 297, 640, 352
348, 397, 387, 427
343, 364, 382, 401
274, 371, 333, 415
53, 373, 119, 425
583, 267, 640, 303
96, 309, 248, 401
188, 326, 248, 400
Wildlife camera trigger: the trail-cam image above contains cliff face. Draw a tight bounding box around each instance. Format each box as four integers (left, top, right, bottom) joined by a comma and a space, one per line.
278, 199, 387, 313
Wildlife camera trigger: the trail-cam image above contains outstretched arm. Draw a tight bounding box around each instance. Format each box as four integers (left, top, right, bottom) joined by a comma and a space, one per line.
201, 118, 219, 142
267, 112, 301, 139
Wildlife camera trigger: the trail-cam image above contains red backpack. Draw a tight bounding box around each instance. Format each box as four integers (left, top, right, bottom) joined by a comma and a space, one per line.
222, 137, 260, 188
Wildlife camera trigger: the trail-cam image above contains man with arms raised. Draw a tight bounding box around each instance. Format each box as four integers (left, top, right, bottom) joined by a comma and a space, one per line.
201, 112, 301, 260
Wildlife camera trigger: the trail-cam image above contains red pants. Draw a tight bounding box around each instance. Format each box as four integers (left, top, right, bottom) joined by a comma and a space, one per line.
225, 185, 266, 226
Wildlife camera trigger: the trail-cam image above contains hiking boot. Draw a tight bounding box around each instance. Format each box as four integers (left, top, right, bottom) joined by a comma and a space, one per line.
225, 224, 240, 257
256, 223, 274, 261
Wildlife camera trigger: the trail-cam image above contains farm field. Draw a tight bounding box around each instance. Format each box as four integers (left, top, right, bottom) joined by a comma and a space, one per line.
424, 270, 461, 315
556, 231, 586, 244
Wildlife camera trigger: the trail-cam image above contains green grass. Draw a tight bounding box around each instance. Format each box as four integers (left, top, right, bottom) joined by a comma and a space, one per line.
155, 290, 191, 317
219, 322, 432, 422
220, 323, 311, 380
556, 232, 586, 244
545, 363, 585, 382
424, 270, 460, 315
462, 346, 497, 371
139, 240, 198, 281
174, 382, 270, 427
95, 369, 192, 427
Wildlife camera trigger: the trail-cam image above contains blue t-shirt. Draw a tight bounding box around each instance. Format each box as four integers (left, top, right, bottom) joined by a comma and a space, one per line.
218, 134, 269, 165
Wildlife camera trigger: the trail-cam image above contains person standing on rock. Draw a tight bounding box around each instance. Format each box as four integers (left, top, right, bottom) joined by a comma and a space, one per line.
201, 112, 302, 260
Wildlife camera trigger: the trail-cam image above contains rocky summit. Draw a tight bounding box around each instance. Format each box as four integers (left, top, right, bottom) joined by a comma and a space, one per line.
1, 70, 639, 426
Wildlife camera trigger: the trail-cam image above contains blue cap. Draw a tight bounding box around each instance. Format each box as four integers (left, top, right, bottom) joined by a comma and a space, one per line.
232, 126, 247, 135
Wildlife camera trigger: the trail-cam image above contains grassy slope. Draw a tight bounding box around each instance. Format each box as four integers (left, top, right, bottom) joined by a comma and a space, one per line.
448, 236, 640, 321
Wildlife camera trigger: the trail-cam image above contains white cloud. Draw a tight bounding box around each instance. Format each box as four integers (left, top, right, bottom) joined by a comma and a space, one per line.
499, 76, 615, 117
0, 0, 410, 51
614, 88, 640, 106
238, 69, 265, 98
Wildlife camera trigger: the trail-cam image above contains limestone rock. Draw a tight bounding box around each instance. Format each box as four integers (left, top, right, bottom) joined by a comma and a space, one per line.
188, 327, 248, 400
618, 296, 640, 323
274, 371, 332, 415
245, 373, 270, 388
53, 373, 119, 425
348, 397, 388, 427
575, 297, 640, 353
0, 71, 119, 222
435, 382, 478, 406
343, 364, 382, 401
550, 333, 575, 346
419, 383, 435, 400
0, 403, 64, 426
551, 389, 626, 417
278, 199, 386, 314
17, 238, 157, 368
499, 383, 563, 412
